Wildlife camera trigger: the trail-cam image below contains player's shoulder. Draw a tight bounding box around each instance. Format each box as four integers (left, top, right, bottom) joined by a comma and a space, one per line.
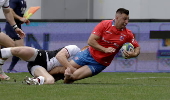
124, 28, 135, 39
99, 20, 113, 27
125, 28, 133, 34
101, 20, 112, 24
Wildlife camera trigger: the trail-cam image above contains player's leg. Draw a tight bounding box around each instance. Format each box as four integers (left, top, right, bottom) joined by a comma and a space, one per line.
64, 64, 92, 83
0, 32, 15, 47
0, 46, 36, 61
0, 32, 15, 80
25, 65, 55, 85
33, 67, 55, 84
7, 56, 19, 73
64, 49, 107, 84
7, 39, 24, 73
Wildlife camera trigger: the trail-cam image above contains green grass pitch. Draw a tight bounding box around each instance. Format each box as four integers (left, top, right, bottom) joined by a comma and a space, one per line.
0, 72, 170, 100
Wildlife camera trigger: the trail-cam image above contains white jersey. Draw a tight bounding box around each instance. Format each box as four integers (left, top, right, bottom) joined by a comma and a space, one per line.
27, 45, 81, 75
0, 0, 9, 9
46, 45, 80, 71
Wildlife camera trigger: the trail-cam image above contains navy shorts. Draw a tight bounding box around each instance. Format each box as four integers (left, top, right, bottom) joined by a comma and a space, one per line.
73, 49, 107, 75
5, 22, 21, 40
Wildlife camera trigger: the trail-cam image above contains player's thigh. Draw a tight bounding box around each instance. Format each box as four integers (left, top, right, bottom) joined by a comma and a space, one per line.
73, 65, 92, 80
11, 46, 36, 61
0, 32, 15, 47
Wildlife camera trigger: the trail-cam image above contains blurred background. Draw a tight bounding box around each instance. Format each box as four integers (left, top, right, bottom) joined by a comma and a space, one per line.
0, 0, 169, 19
1, 0, 170, 73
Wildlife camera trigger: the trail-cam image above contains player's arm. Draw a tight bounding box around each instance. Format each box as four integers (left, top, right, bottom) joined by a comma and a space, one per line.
133, 47, 140, 57
55, 48, 77, 73
88, 34, 104, 51
3, 8, 25, 38
123, 46, 140, 59
88, 21, 116, 53
10, 8, 30, 25
88, 34, 116, 53
124, 39, 140, 58
3, 8, 16, 26
49, 66, 66, 75
124, 31, 140, 58
56, 48, 76, 68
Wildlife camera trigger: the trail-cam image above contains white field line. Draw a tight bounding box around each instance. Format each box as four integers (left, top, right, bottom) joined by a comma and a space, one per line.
126, 77, 170, 79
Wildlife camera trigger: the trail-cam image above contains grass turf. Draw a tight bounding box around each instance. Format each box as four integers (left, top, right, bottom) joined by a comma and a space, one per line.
0, 72, 170, 100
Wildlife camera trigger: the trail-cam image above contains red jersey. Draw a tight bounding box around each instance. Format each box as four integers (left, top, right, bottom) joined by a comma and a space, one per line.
89, 20, 139, 66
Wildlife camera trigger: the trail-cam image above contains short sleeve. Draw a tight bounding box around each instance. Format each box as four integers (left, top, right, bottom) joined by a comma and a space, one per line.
127, 30, 139, 47
91, 20, 106, 37
64, 45, 81, 57
2, 0, 9, 8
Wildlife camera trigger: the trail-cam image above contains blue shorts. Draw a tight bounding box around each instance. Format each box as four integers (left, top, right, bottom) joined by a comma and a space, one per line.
5, 22, 21, 40
73, 49, 107, 75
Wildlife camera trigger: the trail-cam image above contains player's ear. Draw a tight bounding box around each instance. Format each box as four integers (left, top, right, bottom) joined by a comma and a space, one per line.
115, 15, 118, 20
115, 13, 119, 20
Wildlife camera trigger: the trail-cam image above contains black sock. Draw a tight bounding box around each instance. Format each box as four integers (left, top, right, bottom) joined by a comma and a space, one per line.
8, 56, 20, 70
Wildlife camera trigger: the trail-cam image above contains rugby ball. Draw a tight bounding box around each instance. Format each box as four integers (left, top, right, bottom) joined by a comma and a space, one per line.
120, 42, 134, 58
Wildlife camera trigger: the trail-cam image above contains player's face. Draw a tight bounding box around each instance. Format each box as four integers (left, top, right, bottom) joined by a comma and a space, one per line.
116, 13, 129, 29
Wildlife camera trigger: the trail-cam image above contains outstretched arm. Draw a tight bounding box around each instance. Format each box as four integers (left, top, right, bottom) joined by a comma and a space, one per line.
10, 8, 30, 25
3, 8, 25, 38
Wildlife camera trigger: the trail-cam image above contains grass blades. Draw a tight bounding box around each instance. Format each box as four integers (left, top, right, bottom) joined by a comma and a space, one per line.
0, 72, 170, 100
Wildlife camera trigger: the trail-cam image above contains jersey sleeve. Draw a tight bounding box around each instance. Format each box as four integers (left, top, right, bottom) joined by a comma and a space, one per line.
127, 30, 139, 48
2, 0, 9, 8
91, 20, 106, 37
64, 45, 81, 57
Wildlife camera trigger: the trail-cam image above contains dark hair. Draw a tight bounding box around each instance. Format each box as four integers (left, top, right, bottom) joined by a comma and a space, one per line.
116, 8, 129, 15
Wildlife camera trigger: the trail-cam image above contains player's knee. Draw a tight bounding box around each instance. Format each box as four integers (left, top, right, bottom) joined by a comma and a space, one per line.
11, 48, 20, 54
45, 77, 55, 84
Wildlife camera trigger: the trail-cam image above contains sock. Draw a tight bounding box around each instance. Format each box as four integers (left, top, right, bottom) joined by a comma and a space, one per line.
0, 59, 5, 65
8, 56, 20, 70
1, 48, 12, 58
0, 59, 5, 74
33, 76, 45, 85
0, 65, 4, 74
37, 76, 45, 85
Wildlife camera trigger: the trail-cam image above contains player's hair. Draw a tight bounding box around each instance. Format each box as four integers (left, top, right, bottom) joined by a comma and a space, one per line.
116, 8, 129, 15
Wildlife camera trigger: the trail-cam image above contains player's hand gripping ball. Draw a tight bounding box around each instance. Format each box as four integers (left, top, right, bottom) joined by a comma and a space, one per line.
121, 42, 134, 58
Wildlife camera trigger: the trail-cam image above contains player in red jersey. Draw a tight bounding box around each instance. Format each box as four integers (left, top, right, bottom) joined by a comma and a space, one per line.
50, 8, 140, 84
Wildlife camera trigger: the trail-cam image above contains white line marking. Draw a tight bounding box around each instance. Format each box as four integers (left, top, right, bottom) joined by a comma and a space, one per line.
126, 77, 170, 79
